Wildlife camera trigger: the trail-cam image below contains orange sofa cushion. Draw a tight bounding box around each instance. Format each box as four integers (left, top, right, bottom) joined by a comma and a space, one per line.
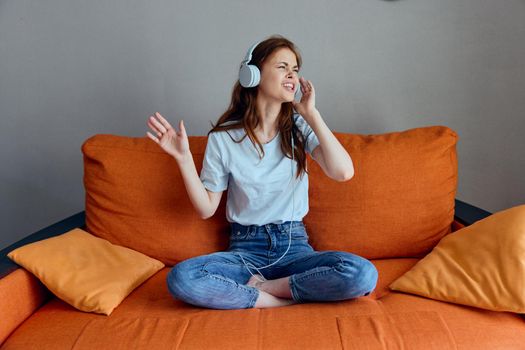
305, 126, 458, 259
82, 135, 230, 266
336, 311, 456, 349
82, 125, 457, 264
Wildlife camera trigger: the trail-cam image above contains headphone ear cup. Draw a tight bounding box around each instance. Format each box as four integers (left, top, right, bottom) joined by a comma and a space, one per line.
250, 65, 260, 87
239, 64, 260, 88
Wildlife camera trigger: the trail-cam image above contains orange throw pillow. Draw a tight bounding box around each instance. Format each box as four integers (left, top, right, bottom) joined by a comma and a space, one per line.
389, 204, 525, 313
8, 228, 164, 315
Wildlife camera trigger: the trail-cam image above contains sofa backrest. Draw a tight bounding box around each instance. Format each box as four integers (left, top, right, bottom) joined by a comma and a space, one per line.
82, 125, 458, 265
306, 126, 458, 259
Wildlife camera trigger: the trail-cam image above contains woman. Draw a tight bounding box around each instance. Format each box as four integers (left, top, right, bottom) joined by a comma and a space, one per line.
146, 35, 378, 309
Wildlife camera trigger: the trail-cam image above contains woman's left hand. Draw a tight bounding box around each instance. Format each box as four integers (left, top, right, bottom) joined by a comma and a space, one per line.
292, 77, 317, 118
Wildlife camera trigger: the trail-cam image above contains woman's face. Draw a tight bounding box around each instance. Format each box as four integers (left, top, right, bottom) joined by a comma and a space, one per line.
258, 47, 300, 104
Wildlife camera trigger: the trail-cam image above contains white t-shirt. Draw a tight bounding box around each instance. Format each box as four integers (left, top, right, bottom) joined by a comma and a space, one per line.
199, 114, 320, 225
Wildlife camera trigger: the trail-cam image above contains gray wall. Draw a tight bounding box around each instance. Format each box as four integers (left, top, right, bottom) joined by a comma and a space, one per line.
1, 0, 524, 250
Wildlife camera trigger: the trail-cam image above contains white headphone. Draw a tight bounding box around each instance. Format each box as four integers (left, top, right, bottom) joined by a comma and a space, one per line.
239, 41, 262, 88
238, 40, 301, 100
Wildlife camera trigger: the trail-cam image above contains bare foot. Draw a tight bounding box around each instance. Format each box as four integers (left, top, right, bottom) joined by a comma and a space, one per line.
246, 274, 294, 299
246, 275, 296, 308
253, 290, 297, 308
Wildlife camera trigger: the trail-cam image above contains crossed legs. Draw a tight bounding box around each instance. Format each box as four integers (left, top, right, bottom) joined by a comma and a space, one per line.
167, 250, 377, 309
246, 250, 378, 308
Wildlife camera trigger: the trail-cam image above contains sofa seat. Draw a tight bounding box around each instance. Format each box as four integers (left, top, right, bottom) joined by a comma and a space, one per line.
378, 293, 525, 349
3, 257, 525, 349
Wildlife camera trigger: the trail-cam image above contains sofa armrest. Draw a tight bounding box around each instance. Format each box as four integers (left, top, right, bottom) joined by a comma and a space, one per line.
0, 211, 86, 346
454, 199, 492, 226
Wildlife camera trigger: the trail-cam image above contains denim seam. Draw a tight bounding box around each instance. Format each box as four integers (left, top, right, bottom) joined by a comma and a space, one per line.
290, 253, 346, 284
202, 273, 258, 308
293, 265, 340, 283
203, 271, 257, 293
289, 274, 302, 302
202, 260, 242, 270
278, 229, 309, 240
248, 288, 259, 308
201, 261, 253, 292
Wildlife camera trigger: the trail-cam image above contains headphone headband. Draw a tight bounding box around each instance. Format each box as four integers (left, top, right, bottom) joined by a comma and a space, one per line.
242, 41, 261, 64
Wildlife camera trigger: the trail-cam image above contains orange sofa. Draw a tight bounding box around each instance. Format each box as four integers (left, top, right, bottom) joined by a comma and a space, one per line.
2, 125, 524, 349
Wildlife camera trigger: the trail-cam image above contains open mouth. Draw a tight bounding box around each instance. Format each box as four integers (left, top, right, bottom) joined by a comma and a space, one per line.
282, 82, 295, 92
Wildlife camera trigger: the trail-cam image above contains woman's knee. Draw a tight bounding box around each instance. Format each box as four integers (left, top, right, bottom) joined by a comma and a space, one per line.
337, 254, 378, 298
166, 254, 257, 309
356, 258, 378, 296
166, 258, 203, 302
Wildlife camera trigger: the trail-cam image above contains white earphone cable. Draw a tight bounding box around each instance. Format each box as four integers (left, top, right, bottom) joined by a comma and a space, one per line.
236, 125, 296, 283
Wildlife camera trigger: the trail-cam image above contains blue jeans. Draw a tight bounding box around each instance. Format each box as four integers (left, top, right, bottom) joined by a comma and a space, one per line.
166, 221, 378, 309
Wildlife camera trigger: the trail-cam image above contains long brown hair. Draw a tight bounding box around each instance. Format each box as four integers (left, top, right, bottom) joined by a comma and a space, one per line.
207, 34, 308, 179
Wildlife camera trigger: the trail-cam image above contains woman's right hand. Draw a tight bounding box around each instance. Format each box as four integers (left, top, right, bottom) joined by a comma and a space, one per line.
146, 112, 190, 162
